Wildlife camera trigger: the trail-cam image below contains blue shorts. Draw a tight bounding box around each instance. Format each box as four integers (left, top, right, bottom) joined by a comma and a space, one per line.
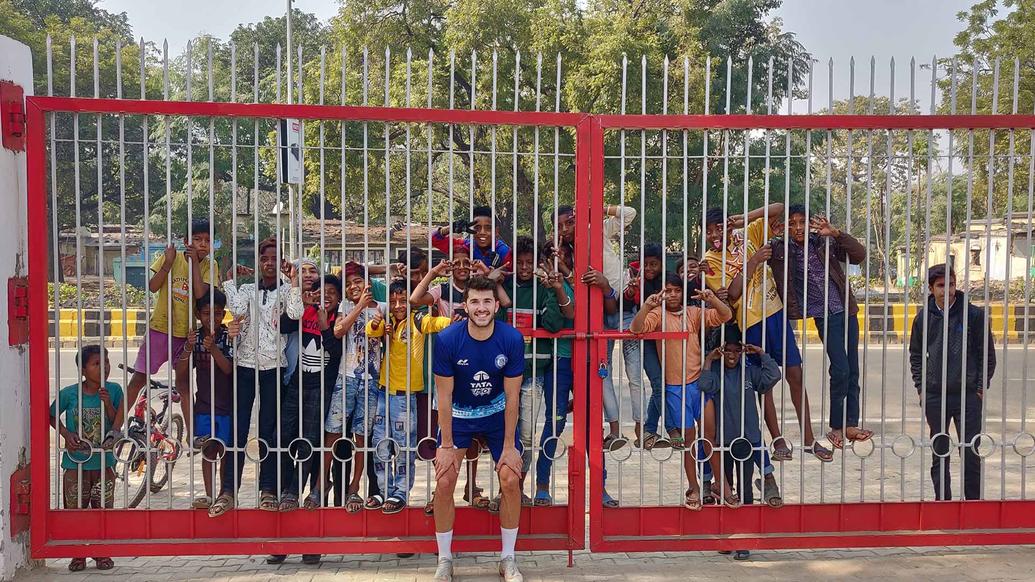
195, 413, 232, 444
664, 381, 702, 429
439, 412, 522, 462
745, 311, 803, 368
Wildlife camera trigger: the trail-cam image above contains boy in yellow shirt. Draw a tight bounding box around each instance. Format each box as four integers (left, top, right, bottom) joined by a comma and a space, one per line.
365, 281, 452, 514
106, 219, 217, 444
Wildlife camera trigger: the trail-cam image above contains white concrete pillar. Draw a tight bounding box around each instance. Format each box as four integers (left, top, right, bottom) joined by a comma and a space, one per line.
0, 34, 35, 581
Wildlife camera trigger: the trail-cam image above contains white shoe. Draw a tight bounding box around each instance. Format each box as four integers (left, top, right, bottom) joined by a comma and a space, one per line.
498, 556, 523, 582
433, 557, 453, 581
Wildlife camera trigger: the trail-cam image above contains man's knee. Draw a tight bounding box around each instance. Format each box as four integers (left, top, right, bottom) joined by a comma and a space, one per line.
436, 470, 459, 494
498, 467, 520, 494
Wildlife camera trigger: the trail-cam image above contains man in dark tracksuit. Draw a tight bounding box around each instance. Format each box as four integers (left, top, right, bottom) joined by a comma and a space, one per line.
909, 264, 996, 501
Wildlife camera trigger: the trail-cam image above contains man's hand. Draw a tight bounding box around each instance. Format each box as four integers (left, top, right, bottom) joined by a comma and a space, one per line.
357, 287, 375, 308
370, 309, 384, 329
977, 388, 984, 401
496, 445, 523, 478
642, 291, 664, 310
581, 267, 611, 291
692, 288, 717, 304
430, 259, 453, 278
810, 214, 841, 238
389, 262, 407, 281
450, 218, 474, 234
280, 259, 293, 277
749, 243, 773, 266
704, 347, 723, 364
228, 315, 244, 340
302, 290, 320, 306
225, 264, 253, 281
98, 386, 112, 407
63, 431, 89, 451
202, 333, 215, 352
434, 447, 462, 480
726, 215, 746, 230
743, 344, 764, 355
163, 244, 177, 267
184, 244, 201, 263
183, 329, 198, 354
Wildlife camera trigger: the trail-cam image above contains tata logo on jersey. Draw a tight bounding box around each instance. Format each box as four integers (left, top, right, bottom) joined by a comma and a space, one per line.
470, 370, 492, 397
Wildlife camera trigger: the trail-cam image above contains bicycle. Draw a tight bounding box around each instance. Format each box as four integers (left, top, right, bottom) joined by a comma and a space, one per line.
111, 364, 185, 508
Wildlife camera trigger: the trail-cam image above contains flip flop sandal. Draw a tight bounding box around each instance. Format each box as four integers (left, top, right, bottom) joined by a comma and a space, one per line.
424, 495, 436, 516
826, 430, 845, 450
345, 493, 364, 514
533, 490, 553, 506
382, 497, 406, 515
603, 434, 629, 451
266, 555, 287, 565
754, 478, 784, 509
258, 491, 279, 511
465, 488, 491, 510
191, 496, 212, 509
278, 494, 300, 512
722, 492, 742, 508
847, 427, 874, 442
668, 435, 685, 451
487, 496, 502, 514
641, 433, 660, 450
94, 557, 114, 570
521, 492, 534, 507
684, 490, 703, 511
807, 443, 834, 463
602, 491, 620, 509
68, 558, 87, 572
701, 480, 718, 505
303, 490, 322, 510
364, 494, 385, 511
772, 446, 793, 462
208, 493, 235, 517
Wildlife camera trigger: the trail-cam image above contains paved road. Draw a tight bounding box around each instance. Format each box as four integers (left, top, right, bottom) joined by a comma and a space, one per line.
17, 545, 1035, 581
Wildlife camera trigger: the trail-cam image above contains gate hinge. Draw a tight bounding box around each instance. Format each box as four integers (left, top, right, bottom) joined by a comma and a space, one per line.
8, 277, 29, 346
0, 81, 26, 152
10, 462, 31, 536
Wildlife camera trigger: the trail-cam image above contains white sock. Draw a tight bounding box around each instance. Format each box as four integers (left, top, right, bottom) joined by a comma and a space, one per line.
436, 530, 453, 561
500, 527, 518, 560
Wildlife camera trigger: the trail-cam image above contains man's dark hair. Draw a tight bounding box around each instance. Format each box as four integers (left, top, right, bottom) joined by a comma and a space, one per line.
323, 274, 343, 297
705, 208, 726, 228
76, 344, 106, 368
515, 235, 536, 257
788, 204, 807, 219
722, 323, 743, 346
189, 218, 211, 237
664, 272, 685, 288
388, 280, 409, 297
557, 205, 574, 218
258, 237, 278, 256
395, 248, 428, 269
644, 243, 664, 260
195, 288, 227, 312
472, 206, 493, 220
927, 263, 957, 287
464, 275, 499, 300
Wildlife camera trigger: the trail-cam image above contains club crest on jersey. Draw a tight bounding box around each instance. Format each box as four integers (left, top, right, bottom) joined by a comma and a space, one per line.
495, 354, 508, 369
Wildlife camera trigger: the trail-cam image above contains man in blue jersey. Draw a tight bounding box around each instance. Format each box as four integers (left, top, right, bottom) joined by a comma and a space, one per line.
432, 276, 526, 582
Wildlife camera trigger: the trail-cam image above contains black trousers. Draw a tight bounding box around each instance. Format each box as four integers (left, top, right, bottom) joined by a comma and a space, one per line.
923, 393, 983, 501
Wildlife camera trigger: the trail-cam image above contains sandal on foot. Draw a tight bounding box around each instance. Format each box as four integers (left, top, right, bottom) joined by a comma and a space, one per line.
722, 492, 742, 508
258, 491, 279, 511
94, 557, 114, 571
487, 495, 502, 514
463, 486, 490, 510
301, 554, 322, 565
521, 492, 534, 507
208, 493, 234, 517
533, 490, 553, 506
667, 431, 685, 450
364, 494, 385, 511
278, 494, 299, 512
684, 489, 703, 511
846, 427, 874, 442
772, 445, 792, 462
266, 555, 287, 565
701, 480, 718, 505
424, 494, 436, 516
68, 558, 87, 572
382, 496, 406, 514
826, 430, 845, 450
641, 433, 661, 450
303, 490, 322, 510
345, 493, 364, 514
754, 478, 784, 509
191, 496, 212, 509
603, 434, 628, 451
602, 491, 620, 509
807, 442, 834, 463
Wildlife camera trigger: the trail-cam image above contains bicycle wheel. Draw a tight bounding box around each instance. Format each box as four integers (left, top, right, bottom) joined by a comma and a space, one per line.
148, 414, 184, 494
120, 442, 154, 509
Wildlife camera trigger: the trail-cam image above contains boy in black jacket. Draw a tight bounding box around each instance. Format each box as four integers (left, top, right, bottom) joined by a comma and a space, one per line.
909, 264, 996, 500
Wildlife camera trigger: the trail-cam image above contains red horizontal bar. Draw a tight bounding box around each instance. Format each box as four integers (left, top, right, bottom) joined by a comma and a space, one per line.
37, 505, 575, 558
26, 97, 586, 127
597, 113, 1035, 130
593, 532, 1035, 553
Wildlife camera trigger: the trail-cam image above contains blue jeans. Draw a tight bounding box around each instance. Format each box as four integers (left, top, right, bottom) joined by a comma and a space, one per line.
519, 374, 547, 474
621, 311, 666, 432
371, 391, 418, 502
602, 312, 620, 422
536, 357, 573, 487
282, 333, 299, 385
815, 312, 861, 429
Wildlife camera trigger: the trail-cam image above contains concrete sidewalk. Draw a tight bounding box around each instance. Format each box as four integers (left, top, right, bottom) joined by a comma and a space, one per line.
16, 545, 1035, 581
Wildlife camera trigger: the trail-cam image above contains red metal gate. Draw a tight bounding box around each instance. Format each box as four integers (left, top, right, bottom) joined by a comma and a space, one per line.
25, 96, 591, 557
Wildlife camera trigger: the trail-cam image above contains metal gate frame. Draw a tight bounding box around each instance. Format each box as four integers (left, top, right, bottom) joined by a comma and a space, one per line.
585, 113, 1035, 552
24, 96, 591, 558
